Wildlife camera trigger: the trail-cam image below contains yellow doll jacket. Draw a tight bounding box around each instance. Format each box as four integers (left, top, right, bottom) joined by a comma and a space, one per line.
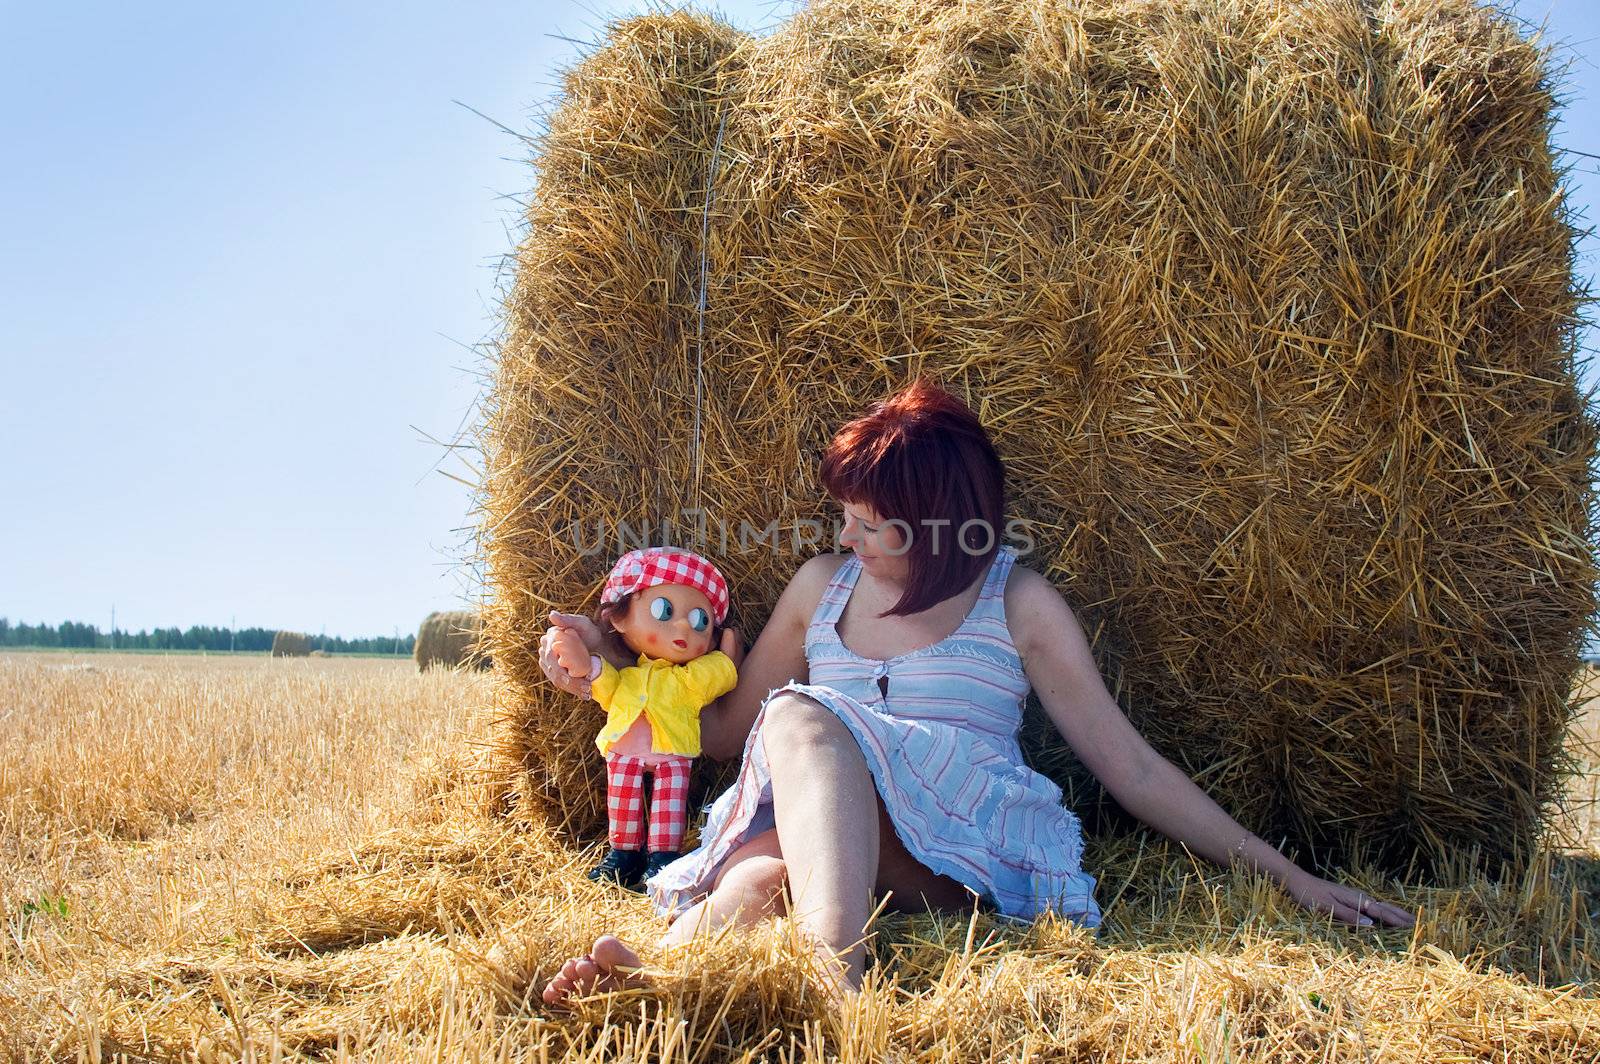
592, 650, 738, 757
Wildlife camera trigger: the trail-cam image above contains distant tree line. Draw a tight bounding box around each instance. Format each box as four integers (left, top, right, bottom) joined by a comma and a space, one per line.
0, 618, 415, 655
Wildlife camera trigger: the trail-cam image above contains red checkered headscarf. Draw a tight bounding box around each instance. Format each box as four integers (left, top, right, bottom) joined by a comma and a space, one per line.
600, 548, 730, 626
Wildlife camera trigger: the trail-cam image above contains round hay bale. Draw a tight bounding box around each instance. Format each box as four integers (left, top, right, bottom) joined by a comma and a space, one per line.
270, 631, 312, 658
414, 610, 490, 671
482, 0, 1599, 872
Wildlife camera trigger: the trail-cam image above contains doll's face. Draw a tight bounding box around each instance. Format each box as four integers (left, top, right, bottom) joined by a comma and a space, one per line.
612, 583, 716, 664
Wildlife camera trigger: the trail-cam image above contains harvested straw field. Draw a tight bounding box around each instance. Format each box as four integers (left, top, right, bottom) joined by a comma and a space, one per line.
269, 630, 311, 658
2, 651, 1596, 1059
414, 609, 489, 671
483, 0, 1600, 873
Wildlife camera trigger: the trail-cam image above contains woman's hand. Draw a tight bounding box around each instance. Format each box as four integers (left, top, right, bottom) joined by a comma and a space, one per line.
540, 610, 602, 698
1283, 868, 1415, 928
719, 626, 746, 669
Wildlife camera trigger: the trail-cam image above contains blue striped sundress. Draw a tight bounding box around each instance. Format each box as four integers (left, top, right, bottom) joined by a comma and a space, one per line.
646, 544, 1102, 927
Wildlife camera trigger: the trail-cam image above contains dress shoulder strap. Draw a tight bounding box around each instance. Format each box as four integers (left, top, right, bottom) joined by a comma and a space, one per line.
808, 553, 861, 630
968, 545, 1017, 623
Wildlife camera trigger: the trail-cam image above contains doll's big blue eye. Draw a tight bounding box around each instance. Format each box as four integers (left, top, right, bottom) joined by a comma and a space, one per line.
688, 607, 709, 632
650, 596, 673, 622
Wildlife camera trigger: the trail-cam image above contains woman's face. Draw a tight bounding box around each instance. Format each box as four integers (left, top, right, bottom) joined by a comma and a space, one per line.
612, 583, 716, 663
838, 500, 910, 581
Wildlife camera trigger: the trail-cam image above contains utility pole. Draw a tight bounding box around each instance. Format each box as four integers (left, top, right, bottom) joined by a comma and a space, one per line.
393, 626, 401, 655
230, 615, 236, 653
110, 605, 115, 651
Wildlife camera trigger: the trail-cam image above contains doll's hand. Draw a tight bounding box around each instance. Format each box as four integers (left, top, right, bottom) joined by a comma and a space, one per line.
719, 626, 746, 669
541, 614, 597, 698
549, 627, 591, 678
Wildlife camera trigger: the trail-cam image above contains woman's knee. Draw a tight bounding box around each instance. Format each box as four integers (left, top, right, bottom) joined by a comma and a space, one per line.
718, 853, 787, 895
710, 828, 783, 890
760, 691, 848, 755
713, 854, 789, 918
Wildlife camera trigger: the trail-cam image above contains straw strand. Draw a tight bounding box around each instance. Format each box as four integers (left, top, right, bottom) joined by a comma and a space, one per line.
692, 107, 729, 511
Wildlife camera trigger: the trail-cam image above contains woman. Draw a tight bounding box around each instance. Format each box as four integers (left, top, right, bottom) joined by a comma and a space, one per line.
538, 379, 1413, 1006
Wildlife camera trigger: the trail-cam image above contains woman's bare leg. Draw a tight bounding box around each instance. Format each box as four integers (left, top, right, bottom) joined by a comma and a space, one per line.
759, 692, 881, 996
544, 692, 977, 1007
660, 829, 787, 948
542, 829, 787, 1005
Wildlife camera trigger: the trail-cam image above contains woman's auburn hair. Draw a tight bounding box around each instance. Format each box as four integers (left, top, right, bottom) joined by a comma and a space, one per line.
819, 377, 1006, 618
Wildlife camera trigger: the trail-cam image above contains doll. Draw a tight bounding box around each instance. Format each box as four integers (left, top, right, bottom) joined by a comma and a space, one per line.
549, 547, 738, 889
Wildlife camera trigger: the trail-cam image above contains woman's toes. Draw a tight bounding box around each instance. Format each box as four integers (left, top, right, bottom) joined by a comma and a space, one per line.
542, 938, 649, 1009
541, 955, 590, 1006
541, 972, 570, 1005
591, 934, 643, 977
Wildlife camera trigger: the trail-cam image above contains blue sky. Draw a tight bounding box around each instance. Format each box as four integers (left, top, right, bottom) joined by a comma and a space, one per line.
1, 1, 1595, 638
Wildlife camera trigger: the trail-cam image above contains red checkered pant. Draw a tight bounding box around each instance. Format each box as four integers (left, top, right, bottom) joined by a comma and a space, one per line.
605, 752, 693, 852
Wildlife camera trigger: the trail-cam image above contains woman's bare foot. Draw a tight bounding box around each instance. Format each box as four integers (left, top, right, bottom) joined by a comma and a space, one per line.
813, 958, 860, 1012
541, 934, 649, 1007
797, 930, 862, 1011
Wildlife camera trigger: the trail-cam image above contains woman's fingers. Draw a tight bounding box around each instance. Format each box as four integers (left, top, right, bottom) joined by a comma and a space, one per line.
1368, 898, 1416, 927
1336, 903, 1373, 927
1322, 885, 1415, 928
1312, 887, 1370, 926
721, 626, 746, 666
1342, 887, 1401, 924
548, 610, 603, 649
538, 629, 562, 674
1332, 887, 1377, 926
558, 664, 591, 696
1294, 876, 1415, 929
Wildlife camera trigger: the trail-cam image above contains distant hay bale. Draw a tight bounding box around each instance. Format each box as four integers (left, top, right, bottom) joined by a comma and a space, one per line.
482, 0, 1599, 872
271, 631, 312, 658
308, 649, 332, 658
414, 611, 489, 672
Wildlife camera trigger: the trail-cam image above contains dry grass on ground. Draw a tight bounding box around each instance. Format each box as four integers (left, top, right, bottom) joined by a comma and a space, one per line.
2, 653, 1596, 1061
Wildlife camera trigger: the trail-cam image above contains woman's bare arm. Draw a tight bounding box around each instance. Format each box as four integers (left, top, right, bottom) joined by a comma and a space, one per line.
1006, 567, 1413, 927
697, 555, 840, 761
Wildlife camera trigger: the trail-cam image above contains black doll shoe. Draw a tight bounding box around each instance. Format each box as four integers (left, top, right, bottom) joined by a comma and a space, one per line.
644, 850, 681, 880
587, 847, 646, 889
